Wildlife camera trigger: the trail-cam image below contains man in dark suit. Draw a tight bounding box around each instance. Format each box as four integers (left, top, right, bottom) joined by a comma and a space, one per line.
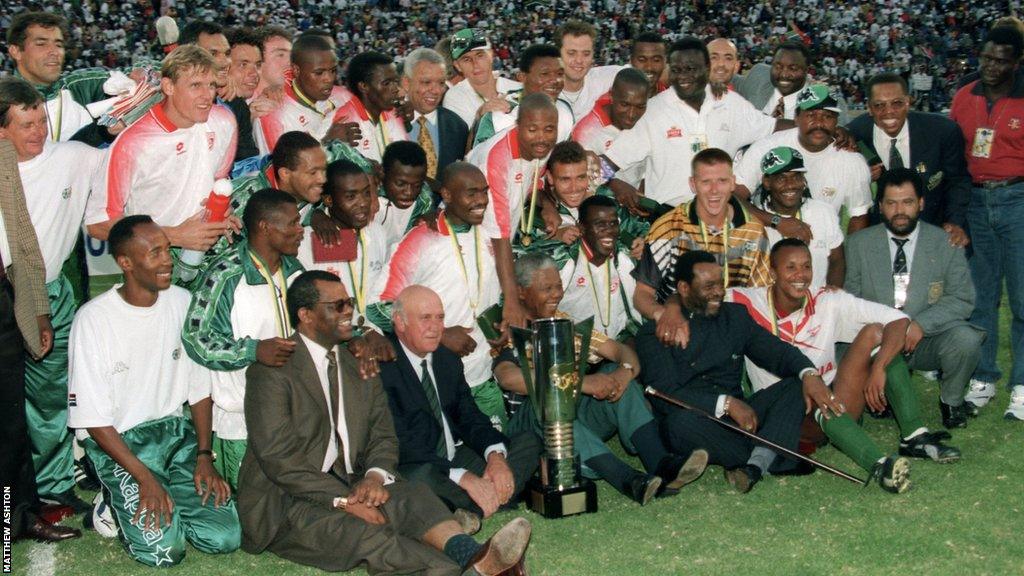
733, 41, 850, 123
403, 47, 470, 180
635, 250, 837, 494
845, 168, 984, 430
380, 285, 540, 525
239, 270, 531, 575
847, 72, 971, 247
0, 140, 77, 542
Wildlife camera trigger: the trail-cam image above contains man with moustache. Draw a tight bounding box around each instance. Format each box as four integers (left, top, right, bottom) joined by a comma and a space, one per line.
442, 29, 521, 129
298, 159, 395, 378
368, 163, 507, 428
556, 21, 623, 121
374, 141, 436, 251
403, 48, 469, 179
635, 250, 825, 493
467, 94, 559, 329
335, 51, 409, 163
182, 189, 307, 488
845, 169, 984, 430
630, 33, 668, 96
470, 44, 574, 147
68, 216, 240, 564
224, 27, 264, 162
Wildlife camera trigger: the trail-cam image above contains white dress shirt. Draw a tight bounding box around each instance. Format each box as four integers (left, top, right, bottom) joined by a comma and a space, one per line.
761, 86, 803, 120
410, 109, 439, 146
873, 121, 911, 170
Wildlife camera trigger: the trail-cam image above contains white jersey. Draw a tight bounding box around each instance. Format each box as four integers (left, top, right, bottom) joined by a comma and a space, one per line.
45, 89, 94, 142
605, 85, 776, 207
68, 286, 211, 435
560, 65, 623, 121
760, 198, 843, 289
19, 141, 104, 282
734, 128, 873, 218
559, 247, 639, 340
372, 217, 501, 387
253, 84, 353, 155
726, 286, 906, 391
374, 198, 417, 251
297, 222, 388, 327
333, 96, 409, 163
571, 96, 642, 187
88, 102, 237, 228
443, 75, 522, 128
466, 127, 546, 240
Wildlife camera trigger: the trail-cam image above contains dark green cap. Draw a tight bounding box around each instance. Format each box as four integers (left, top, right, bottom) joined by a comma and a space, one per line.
761, 146, 808, 175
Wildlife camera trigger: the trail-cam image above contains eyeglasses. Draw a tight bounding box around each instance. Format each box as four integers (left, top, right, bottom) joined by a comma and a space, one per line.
317, 298, 354, 313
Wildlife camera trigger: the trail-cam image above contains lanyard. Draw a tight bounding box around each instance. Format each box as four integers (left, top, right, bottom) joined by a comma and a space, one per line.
583, 246, 612, 330
445, 217, 483, 313
249, 251, 290, 338
766, 289, 805, 343
373, 115, 391, 153
346, 229, 368, 318
520, 159, 541, 235
46, 92, 63, 141
292, 81, 335, 118
698, 218, 730, 287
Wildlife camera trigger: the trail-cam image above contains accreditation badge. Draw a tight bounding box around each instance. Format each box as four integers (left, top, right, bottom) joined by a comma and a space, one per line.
972, 127, 995, 158
894, 272, 910, 309
690, 133, 709, 153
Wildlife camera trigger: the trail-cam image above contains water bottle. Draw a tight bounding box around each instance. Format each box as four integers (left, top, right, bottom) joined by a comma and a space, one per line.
177, 179, 232, 283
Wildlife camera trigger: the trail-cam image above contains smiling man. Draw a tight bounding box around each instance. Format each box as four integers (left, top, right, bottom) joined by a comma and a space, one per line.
374, 141, 435, 250
335, 51, 408, 163
706, 38, 739, 92
555, 21, 623, 120
572, 68, 650, 190
182, 189, 307, 488
734, 41, 849, 123
181, 22, 232, 101
630, 32, 668, 96
223, 27, 263, 161
402, 47, 468, 179
442, 29, 522, 129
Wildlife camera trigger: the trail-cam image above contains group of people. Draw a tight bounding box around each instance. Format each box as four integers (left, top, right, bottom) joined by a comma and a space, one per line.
2, 7, 1022, 575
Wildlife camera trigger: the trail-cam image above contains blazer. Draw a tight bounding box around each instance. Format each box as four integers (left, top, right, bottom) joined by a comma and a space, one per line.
847, 111, 971, 228
378, 332, 506, 471
436, 107, 469, 175
733, 64, 850, 124
0, 140, 49, 356
238, 333, 399, 553
844, 222, 975, 336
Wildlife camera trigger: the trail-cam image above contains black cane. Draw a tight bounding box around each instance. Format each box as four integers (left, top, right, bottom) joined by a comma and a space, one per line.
644, 386, 868, 486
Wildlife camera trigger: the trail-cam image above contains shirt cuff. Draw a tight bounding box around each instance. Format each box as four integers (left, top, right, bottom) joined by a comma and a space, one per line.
483, 443, 508, 460
714, 394, 728, 418
449, 467, 469, 485
799, 367, 818, 380
366, 467, 395, 486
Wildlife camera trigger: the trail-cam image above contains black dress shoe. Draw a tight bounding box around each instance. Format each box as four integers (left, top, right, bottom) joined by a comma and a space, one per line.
655, 449, 709, 497
724, 465, 762, 494
627, 473, 662, 505
21, 515, 81, 543
40, 489, 91, 514
899, 430, 962, 463
940, 402, 970, 429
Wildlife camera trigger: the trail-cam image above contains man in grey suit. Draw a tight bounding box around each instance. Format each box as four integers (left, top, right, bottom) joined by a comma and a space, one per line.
239, 270, 532, 575
845, 168, 984, 430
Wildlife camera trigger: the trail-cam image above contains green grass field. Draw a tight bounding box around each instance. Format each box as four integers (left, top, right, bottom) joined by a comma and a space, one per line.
10, 271, 1024, 575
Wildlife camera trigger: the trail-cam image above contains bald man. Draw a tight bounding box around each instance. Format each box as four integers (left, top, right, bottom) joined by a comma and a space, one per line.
377, 286, 540, 524
707, 38, 740, 90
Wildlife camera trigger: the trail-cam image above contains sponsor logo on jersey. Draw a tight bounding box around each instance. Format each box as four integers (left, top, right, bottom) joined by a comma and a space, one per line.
1010, 118, 1022, 130
67, 393, 77, 407
666, 126, 682, 138
62, 186, 72, 199
175, 142, 185, 155
172, 348, 181, 360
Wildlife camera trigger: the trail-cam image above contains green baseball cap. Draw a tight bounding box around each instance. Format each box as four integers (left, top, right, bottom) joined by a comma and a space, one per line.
450, 28, 491, 60
761, 146, 808, 175
796, 84, 841, 113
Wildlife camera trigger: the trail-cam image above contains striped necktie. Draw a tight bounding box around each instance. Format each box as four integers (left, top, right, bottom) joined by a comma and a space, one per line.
420, 359, 448, 458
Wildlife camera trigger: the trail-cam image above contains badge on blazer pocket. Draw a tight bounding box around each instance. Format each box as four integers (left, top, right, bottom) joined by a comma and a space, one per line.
928, 281, 944, 304
927, 170, 943, 191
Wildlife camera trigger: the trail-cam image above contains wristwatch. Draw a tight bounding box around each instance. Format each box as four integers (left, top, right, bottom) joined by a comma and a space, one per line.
197, 449, 217, 462
769, 214, 782, 227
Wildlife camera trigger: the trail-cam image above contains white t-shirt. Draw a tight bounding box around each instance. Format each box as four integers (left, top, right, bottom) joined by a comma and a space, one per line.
88, 102, 237, 228
605, 85, 776, 207
443, 75, 522, 128
560, 65, 623, 121
466, 127, 545, 240
46, 89, 95, 143
20, 141, 105, 282
68, 286, 211, 435
297, 222, 388, 327
559, 248, 639, 340
734, 128, 873, 218
726, 286, 906, 391
253, 84, 352, 155
760, 198, 843, 289
374, 197, 417, 251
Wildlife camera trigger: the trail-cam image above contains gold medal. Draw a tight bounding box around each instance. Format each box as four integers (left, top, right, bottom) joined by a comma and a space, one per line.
520, 235, 532, 247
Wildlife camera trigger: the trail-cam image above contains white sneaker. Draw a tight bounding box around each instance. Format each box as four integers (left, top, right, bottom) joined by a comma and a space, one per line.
1005, 385, 1024, 421
964, 379, 997, 409
920, 370, 940, 381
90, 492, 119, 538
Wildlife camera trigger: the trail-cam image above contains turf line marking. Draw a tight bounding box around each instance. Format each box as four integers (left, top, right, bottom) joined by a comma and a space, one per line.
28, 543, 56, 576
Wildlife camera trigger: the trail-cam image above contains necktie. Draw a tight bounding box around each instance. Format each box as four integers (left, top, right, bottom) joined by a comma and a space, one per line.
0, 249, 7, 285
892, 238, 909, 275
889, 137, 904, 170
417, 116, 439, 180
420, 359, 448, 459
771, 95, 786, 119
326, 350, 347, 476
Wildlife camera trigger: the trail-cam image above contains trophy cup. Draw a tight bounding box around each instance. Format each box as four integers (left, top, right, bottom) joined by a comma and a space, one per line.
510, 317, 598, 518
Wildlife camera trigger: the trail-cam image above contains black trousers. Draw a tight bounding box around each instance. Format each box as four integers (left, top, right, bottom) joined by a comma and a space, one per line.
0, 282, 40, 536
660, 377, 805, 471
398, 430, 542, 516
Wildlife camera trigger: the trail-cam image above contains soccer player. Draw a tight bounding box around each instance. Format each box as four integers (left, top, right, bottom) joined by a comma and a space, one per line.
442, 29, 522, 129
0, 78, 105, 510
86, 46, 238, 281
374, 141, 435, 251
182, 189, 306, 488
334, 51, 408, 163
368, 163, 507, 429
630, 32, 668, 96
254, 25, 292, 97
555, 21, 623, 120
224, 27, 264, 161
68, 216, 240, 566
180, 22, 232, 103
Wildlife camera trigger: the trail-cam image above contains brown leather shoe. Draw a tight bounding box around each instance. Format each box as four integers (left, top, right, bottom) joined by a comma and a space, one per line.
454, 508, 482, 536
21, 515, 82, 543
461, 517, 531, 576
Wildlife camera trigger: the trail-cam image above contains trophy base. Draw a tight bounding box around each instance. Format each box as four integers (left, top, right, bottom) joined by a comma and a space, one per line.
525, 477, 598, 519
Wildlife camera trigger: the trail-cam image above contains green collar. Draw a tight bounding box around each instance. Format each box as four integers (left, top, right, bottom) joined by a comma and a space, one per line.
238, 240, 304, 285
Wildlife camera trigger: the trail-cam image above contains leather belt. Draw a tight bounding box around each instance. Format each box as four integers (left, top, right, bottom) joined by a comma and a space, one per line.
974, 176, 1024, 189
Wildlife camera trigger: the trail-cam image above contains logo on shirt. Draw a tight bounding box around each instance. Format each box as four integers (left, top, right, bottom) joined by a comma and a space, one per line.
111, 361, 128, 375
67, 393, 77, 407
1010, 118, 1022, 130
299, 115, 307, 125
172, 348, 181, 360
820, 186, 837, 198
206, 131, 215, 150
666, 126, 683, 139
514, 173, 523, 183
175, 141, 185, 155
61, 186, 72, 200
604, 139, 613, 149
576, 276, 587, 287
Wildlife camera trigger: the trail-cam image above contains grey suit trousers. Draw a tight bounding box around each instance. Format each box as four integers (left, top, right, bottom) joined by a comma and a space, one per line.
907, 325, 985, 406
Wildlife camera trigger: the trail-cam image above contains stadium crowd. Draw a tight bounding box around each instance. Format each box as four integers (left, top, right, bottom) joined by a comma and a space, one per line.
1, 2, 1023, 574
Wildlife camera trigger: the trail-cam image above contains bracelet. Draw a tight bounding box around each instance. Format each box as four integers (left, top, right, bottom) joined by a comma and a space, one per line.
723, 396, 731, 416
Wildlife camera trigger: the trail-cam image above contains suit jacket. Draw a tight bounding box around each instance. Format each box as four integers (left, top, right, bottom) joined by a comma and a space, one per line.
378, 333, 506, 471
436, 107, 469, 175
238, 333, 399, 553
733, 64, 850, 124
844, 222, 975, 336
635, 303, 814, 416
847, 111, 970, 227
0, 140, 49, 356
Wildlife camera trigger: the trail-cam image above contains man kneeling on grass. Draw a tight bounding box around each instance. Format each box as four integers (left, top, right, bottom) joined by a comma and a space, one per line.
68, 216, 240, 566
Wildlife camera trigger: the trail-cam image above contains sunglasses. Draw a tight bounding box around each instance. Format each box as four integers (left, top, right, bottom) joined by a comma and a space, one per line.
318, 298, 355, 313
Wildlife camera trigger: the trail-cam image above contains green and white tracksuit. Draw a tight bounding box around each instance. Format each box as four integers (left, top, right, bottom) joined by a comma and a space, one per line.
20, 67, 110, 142
374, 182, 436, 252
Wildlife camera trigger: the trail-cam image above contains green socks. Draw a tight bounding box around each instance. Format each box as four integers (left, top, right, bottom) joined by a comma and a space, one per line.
818, 412, 886, 472
885, 356, 926, 438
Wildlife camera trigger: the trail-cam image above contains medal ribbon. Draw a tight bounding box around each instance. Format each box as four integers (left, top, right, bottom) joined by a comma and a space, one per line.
445, 216, 483, 313
699, 218, 730, 287
292, 81, 335, 118
346, 229, 368, 317
249, 251, 290, 337
583, 243, 612, 330
520, 159, 541, 235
